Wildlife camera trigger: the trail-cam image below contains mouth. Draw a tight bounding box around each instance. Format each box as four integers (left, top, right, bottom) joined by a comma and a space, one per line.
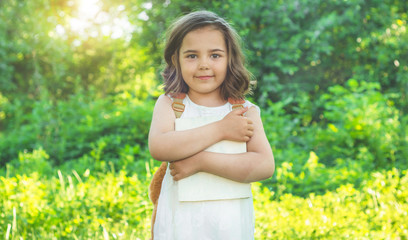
195, 75, 214, 80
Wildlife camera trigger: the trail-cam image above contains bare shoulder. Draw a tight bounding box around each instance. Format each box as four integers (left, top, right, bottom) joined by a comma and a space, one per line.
150, 94, 175, 136
246, 106, 263, 126
152, 94, 173, 115
151, 94, 175, 127
155, 94, 172, 107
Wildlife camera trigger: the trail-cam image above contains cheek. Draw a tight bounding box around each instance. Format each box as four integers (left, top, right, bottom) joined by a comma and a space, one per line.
179, 63, 188, 76
214, 61, 228, 75
180, 62, 195, 80
180, 61, 196, 72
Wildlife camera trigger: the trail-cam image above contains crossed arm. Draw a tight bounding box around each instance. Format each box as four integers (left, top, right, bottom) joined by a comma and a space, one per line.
148, 94, 275, 183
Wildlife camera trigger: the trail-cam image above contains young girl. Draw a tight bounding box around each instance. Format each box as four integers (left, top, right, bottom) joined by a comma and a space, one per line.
148, 10, 274, 240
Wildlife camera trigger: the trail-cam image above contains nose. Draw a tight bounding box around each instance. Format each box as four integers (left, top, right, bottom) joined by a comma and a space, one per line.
199, 58, 209, 70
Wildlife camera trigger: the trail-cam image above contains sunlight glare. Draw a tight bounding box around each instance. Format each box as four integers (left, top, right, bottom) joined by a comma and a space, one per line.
138, 11, 149, 21
69, 0, 100, 35
66, 0, 133, 40
78, 0, 100, 19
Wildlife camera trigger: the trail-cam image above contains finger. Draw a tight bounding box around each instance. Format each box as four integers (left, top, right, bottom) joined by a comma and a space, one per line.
234, 106, 248, 116
244, 128, 254, 138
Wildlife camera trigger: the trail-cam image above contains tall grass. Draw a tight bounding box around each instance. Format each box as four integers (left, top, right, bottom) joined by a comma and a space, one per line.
1, 159, 407, 239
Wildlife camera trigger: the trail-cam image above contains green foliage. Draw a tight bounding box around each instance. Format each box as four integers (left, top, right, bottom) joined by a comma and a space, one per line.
6, 148, 53, 176
0, 90, 153, 166
0, 0, 73, 99
273, 151, 369, 198
316, 79, 402, 168
1, 0, 408, 239
0, 169, 152, 239
260, 78, 406, 197
1, 84, 405, 238
1, 0, 407, 112
0, 0, 156, 103
254, 168, 408, 239
133, 0, 408, 109
1, 158, 407, 239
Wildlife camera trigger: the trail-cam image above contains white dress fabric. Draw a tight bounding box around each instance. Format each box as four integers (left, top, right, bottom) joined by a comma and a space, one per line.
153, 95, 259, 240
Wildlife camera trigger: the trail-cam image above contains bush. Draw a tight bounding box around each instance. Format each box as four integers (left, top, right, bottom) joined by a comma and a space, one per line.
6, 148, 53, 177
0, 91, 154, 166
316, 79, 402, 169
261, 79, 405, 198
254, 168, 408, 239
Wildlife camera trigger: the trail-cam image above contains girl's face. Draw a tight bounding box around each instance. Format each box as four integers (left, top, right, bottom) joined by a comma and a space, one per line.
178, 26, 228, 103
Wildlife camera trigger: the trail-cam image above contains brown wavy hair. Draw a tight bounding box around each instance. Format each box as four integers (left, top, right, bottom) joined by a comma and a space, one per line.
162, 10, 255, 100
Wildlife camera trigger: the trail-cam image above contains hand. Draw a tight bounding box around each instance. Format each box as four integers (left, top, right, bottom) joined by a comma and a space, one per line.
169, 154, 202, 181
219, 107, 254, 142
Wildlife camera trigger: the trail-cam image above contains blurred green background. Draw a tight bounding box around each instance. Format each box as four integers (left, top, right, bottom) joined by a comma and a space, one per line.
0, 0, 407, 239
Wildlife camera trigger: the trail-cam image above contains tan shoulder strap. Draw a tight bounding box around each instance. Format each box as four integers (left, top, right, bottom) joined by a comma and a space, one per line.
228, 98, 245, 111
172, 93, 186, 118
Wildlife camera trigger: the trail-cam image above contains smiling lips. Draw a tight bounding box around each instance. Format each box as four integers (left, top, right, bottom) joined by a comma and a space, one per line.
195, 75, 214, 80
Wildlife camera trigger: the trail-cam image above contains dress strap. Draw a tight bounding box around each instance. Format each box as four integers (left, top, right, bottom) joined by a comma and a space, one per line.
172, 93, 186, 118
228, 98, 245, 111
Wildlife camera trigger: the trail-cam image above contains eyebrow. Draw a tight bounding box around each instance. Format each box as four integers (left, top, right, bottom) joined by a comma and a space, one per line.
182, 49, 225, 54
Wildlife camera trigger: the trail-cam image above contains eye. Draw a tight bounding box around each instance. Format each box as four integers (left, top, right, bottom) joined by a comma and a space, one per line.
186, 54, 197, 59
211, 54, 221, 59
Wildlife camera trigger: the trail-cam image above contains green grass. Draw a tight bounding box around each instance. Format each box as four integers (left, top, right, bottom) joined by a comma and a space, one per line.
1, 162, 407, 239
1, 169, 151, 239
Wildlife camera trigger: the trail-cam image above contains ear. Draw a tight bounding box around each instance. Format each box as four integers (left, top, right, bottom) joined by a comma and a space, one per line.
171, 54, 177, 66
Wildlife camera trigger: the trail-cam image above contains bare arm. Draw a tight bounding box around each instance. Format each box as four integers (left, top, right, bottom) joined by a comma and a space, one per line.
169, 107, 275, 183
148, 94, 254, 162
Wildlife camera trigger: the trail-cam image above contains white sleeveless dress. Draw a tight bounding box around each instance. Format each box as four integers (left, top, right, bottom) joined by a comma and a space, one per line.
153, 95, 259, 240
